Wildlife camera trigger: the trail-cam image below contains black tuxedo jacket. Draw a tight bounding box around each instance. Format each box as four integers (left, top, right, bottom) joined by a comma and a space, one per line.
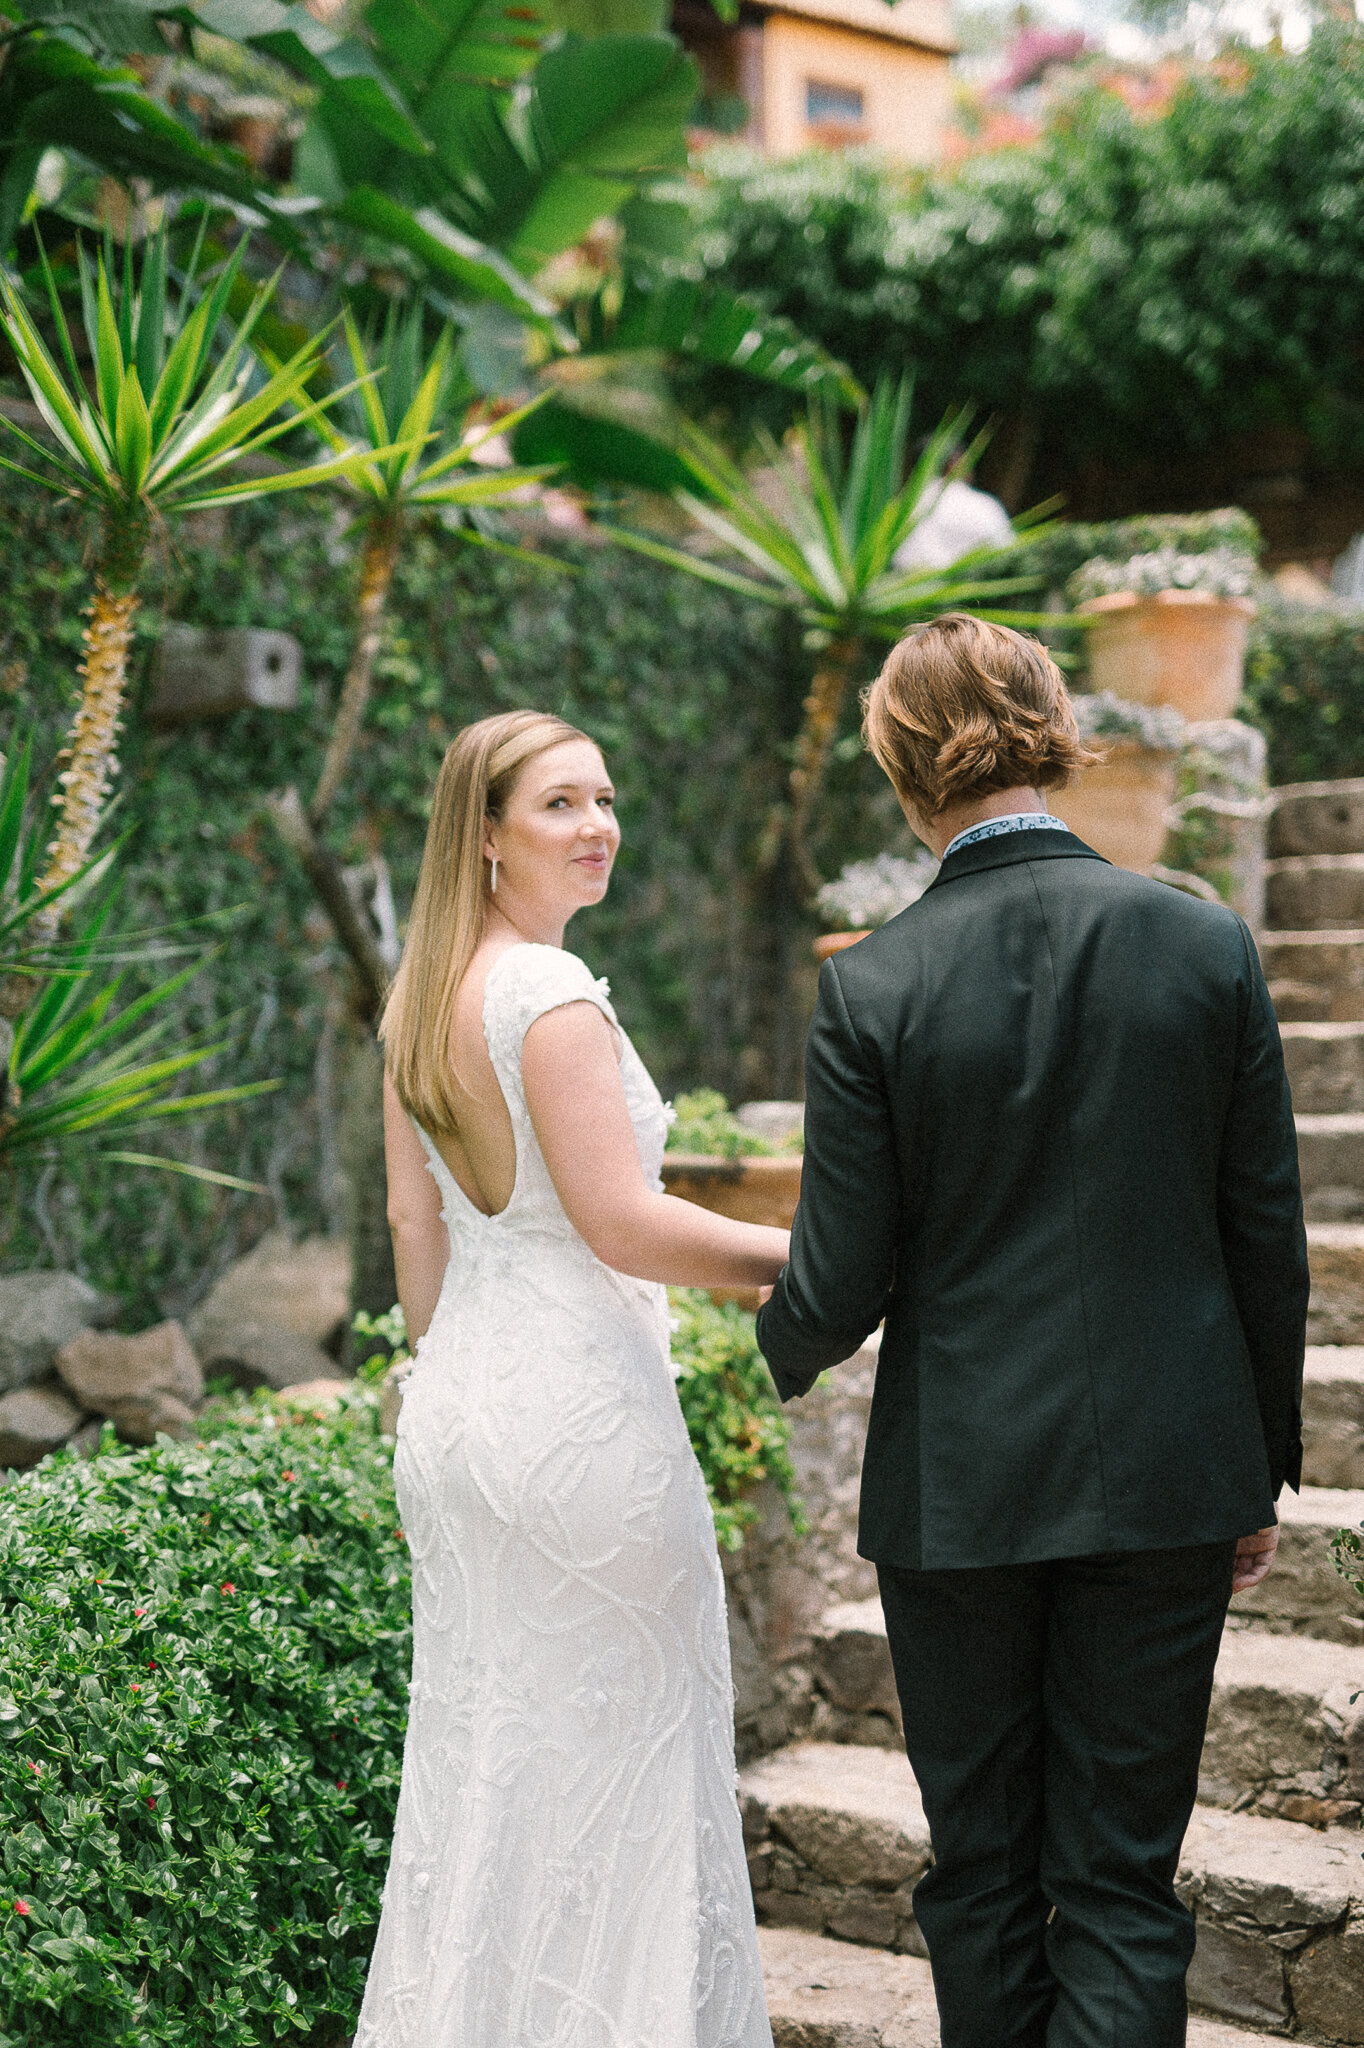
756, 827, 1308, 1570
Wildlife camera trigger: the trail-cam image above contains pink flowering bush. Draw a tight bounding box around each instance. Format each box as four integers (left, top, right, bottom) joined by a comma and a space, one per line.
0, 1397, 409, 2046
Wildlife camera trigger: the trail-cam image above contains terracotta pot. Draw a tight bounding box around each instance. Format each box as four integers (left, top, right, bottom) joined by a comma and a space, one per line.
661, 1153, 803, 1311
1050, 744, 1179, 874
814, 930, 870, 963
1078, 589, 1256, 723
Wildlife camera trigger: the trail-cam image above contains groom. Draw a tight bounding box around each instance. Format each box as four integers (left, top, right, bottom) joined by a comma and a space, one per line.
756, 614, 1307, 2048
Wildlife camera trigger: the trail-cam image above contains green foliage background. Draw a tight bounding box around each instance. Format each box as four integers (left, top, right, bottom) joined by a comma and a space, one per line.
684, 28, 1364, 478
0, 1398, 407, 2048
0, 470, 913, 1318
0, 1300, 797, 2043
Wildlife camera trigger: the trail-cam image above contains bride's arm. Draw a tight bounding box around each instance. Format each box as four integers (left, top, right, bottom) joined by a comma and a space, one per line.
383, 1075, 450, 1344
523, 1002, 789, 1288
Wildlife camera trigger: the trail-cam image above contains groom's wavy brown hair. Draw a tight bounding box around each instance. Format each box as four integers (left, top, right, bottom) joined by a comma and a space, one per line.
862, 613, 1100, 819
380, 709, 592, 1134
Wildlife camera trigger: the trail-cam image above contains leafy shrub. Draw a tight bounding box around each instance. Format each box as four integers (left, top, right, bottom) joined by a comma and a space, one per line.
1069, 545, 1257, 604
1072, 692, 1188, 752
670, 1288, 805, 1551
0, 1398, 408, 2047
688, 29, 1364, 474
1242, 601, 1364, 784
666, 1089, 781, 1157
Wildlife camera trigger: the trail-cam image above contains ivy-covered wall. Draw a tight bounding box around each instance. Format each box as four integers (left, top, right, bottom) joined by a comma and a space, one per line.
7, 465, 1362, 1324
0, 474, 912, 1320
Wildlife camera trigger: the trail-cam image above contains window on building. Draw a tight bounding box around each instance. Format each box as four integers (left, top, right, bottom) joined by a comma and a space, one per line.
805, 79, 864, 126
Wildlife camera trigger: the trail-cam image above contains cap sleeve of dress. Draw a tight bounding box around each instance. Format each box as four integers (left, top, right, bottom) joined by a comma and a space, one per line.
483, 944, 616, 1083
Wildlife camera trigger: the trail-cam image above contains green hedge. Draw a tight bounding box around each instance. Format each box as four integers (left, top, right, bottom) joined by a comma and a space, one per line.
0, 1397, 407, 2047
0, 1296, 797, 2043
1243, 602, 1364, 784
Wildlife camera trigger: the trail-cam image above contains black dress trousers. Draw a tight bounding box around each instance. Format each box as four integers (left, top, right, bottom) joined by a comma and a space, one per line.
877, 1539, 1237, 2048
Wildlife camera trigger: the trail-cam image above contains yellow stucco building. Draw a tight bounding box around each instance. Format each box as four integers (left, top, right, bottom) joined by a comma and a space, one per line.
674, 0, 955, 164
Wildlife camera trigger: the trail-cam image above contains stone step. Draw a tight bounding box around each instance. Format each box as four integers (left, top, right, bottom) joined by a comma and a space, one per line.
1232, 1486, 1364, 1645
1267, 855, 1364, 932
1201, 1628, 1364, 1824
743, 1744, 1364, 2042
1308, 1225, 1364, 1345
759, 1927, 1303, 2048
1284, 1023, 1364, 1116
1294, 1114, 1364, 1218
1262, 930, 1364, 1024
811, 1595, 1364, 1814
1306, 1348, 1364, 1490
1271, 779, 1364, 861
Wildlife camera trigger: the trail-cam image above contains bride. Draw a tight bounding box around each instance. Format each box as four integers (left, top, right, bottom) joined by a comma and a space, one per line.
356, 710, 787, 2047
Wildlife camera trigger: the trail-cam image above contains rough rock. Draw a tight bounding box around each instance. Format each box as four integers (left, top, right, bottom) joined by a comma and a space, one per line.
0, 1271, 118, 1395
1267, 853, 1364, 931
1290, 1915, 1364, 2044
1309, 1224, 1364, 1344
1231, 1485, 1364, 1642
1295, 1112, 1364, 1215
758, 1926, 939, 2048
1186, 1919, 1291, 2028
1202, 1629, 1364, 1803
757, 1922, 1296, 2048
1305, 1346, 1364, 1488
187, 1231, 349, 1390
1283, 1022, 1364, 1116
55, 1321, 202, 1444
1271, 777, 1364, 859
1263, 930, 1364, 1024
0, 1384, 84, 1468
742, 1743, 931, 1958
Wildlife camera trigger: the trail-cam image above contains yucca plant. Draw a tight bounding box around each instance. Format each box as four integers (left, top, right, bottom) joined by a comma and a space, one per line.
302, 302, 555, 827
0, 226, 383, 952
0, 739, 273, 1187
606, 379, 1051, 896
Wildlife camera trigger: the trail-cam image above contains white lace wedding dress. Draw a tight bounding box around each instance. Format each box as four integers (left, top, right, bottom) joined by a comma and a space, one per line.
355, 942, 772, 2048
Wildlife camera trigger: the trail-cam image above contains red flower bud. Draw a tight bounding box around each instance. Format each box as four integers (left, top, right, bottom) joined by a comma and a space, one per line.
133, 1608, 145, 1617
147, 1662, 156, 1671
220, 1583, 235, 1594
281, 1471, 295, 1482
130, 1684, 140, 1692
13, 1901, 28, 1916
147, 1797, 156, 1810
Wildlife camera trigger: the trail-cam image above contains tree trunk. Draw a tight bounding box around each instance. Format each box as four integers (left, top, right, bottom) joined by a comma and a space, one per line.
264, 787, 390, 1021
28, 571, 140, 953
310, 509, 401, 827
338, 1028, 397, 1360
783, 639, 860, 904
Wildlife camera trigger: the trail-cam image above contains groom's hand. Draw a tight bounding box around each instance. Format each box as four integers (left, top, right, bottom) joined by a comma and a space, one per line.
1231, 1522, 1279, 1594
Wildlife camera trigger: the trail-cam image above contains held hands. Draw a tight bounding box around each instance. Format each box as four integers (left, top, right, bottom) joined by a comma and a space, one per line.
1232, 1522, 1279, 1595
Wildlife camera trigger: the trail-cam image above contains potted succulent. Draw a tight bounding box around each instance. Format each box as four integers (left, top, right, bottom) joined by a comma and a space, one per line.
813, 852, 939, 961
1050, 693, 1188, 873
662, 1091, 804, 1308
1070, 544, 1257, 723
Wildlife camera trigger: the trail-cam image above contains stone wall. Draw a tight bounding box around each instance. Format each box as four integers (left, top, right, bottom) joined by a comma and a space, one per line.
725, 1337, 878, 1761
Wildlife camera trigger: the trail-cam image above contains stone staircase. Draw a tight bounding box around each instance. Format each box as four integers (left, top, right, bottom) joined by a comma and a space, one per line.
750, 777, 1364, 2046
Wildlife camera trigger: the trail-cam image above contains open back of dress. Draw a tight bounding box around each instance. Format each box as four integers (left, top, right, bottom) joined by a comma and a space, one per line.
355, 942, 772, 2048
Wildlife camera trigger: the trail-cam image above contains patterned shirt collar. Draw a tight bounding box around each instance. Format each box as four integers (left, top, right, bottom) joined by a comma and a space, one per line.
942, 812, 1068, 861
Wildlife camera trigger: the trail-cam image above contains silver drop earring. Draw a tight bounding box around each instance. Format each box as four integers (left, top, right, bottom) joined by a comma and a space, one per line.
490, 856, 498, 894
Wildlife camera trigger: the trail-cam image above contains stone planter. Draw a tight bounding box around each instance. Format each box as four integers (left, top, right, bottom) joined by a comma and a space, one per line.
661, 1153, 803, 1311
1078, 589, 1256, 723
1050, 743, 1179, 874
814, 930, 870, 963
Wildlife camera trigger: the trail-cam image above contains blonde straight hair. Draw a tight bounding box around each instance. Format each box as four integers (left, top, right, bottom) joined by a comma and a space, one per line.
380, 709, 591, 1134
